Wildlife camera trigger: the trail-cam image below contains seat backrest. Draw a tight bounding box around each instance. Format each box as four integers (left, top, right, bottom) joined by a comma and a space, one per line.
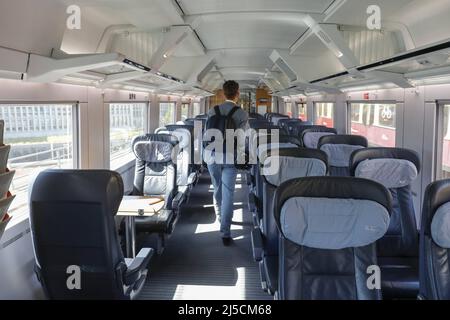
132, 134, 178, 202
29, 169, 128, 299
249, 113, 265, 120
283, 119, 304, 135
156, 128, 191, 186
420, 179, 450, 300
318, 135, 368, 176
301, 127, 337, 148
350, 148, 421, 257
271, 115, 290, 125
274, 177, 392, 300
290, 123, 324, 138
261, 149, 328, 256
165, 125, 195, 165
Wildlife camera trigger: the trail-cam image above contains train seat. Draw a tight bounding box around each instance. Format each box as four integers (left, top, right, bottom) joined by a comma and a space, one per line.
318, 135, 368, 176
29, 169, 154, 300
249, 135, 301, 224
157, 127, 197, 194
270, 114, 290, 126
350, 148, 421, 299
165, 124, 199, 175
255, 149, 328, 295
132, 134, 180, 234
273, 177, 392, 300
419, 179, 450, 300
301, 127, 337, 148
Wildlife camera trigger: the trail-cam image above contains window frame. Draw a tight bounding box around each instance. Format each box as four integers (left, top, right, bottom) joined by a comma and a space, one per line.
193, 102, 201, 117
313, 102, 335, 127
0, 102, 80, 227
158, 101, 176, 128
296, 102, 308, 121
181, 102, 190, 121
107, 101, 149, 170
435, 100, 450, 180
346, 100, 398, 147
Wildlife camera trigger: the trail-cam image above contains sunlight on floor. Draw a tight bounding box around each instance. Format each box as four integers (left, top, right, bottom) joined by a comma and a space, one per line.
194, 208, 244, 234
172, 267, 247, 300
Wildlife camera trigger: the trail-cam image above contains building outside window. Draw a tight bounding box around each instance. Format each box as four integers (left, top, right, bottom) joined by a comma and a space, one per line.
0, 104, 78, 224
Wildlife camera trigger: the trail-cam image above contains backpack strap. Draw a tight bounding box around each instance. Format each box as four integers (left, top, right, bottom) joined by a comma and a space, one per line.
227, 106, 240, 121
213, 105, 221, 117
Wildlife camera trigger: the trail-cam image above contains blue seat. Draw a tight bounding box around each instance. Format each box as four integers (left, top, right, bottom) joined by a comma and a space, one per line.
273, 176, 392, 300
419, 179, 450, 300
256, 148, 328, 294
350, 148, 421, 299
318, 135, 368, 176
29, 170, 153, 299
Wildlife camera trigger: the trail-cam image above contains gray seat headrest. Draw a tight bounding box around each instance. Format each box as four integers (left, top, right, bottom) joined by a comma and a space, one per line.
262, 156, 327, 186
320, 144, 365, 167
355, 158, 418, 188
303, 132, 335, 148
280, 197, 390, 249
133, 141, 175, 163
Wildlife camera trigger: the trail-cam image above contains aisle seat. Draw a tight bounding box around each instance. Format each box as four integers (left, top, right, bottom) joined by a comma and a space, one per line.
273, 177, 392, 300
254, 149, 328, 294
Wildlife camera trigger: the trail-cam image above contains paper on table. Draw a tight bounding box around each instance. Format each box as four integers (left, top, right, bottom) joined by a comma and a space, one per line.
118, 197, 165, 216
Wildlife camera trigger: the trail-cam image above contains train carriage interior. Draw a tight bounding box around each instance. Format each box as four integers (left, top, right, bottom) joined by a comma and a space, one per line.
2, 0, 450, 303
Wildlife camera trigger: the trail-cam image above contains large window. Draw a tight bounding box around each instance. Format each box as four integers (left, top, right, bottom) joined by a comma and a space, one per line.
159, 102, 175, 127
285, 102, 292, 118
1, 104, 78, 223
193, 103, 201, 117
314, 103, 334, 128
110, 103, 146, 169
438, 104, 450, 179
297, 103, 307, 121
181, 103, 190, 121
349, 103, 396, 147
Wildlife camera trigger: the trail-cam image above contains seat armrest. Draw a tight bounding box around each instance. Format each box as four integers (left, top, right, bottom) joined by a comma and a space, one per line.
251, 227, 264, 262
172, 191, 185, 209
187, 172, 197, 185
124, 248, 154, 286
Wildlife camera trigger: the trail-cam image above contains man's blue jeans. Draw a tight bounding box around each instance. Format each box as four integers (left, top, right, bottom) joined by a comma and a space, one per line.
207, 163, 237, 238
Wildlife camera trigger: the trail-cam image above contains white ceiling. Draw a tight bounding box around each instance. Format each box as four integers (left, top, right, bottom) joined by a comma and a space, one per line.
178, 0, 334, 15
3, 0, 450, 94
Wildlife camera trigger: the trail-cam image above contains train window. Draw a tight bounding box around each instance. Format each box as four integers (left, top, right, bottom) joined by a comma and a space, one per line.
285, 102, 292, 117
349, 103, 396, 147
314, 102, 334, 128
437, 104, 450, 179
181, 103, 189, 121
159, 102, 175, 127
193, 102, 201, 116
297, 103, 307, 121
110, 103, 147, 169
0, 104, 78, 223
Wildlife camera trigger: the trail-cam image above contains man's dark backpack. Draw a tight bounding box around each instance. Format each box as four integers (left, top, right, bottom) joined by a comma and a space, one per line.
204, 105, 240, 163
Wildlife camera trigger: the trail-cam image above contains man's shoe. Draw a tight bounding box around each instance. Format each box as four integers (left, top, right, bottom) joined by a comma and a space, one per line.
222, 237, 232, 246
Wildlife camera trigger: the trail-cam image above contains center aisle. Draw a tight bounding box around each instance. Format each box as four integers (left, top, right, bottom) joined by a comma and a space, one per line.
140, 172, 272, 300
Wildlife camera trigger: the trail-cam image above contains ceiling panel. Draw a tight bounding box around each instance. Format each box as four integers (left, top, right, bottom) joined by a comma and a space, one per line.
326, 0, 414, 26
178, 0, 334, 15
196, 20, 307, 50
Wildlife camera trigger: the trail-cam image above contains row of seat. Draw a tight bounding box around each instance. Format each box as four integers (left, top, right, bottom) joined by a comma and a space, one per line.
245, 116, 444, 299
27, 114, 212, 299
131, 114, 210, 251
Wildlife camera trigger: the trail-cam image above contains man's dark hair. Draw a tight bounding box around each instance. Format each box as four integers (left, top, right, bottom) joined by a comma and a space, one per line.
223, 80, 239, 100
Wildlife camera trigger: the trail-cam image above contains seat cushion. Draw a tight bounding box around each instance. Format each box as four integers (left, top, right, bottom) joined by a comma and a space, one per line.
378, 257, 419, 299
263, 255, 278, 294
